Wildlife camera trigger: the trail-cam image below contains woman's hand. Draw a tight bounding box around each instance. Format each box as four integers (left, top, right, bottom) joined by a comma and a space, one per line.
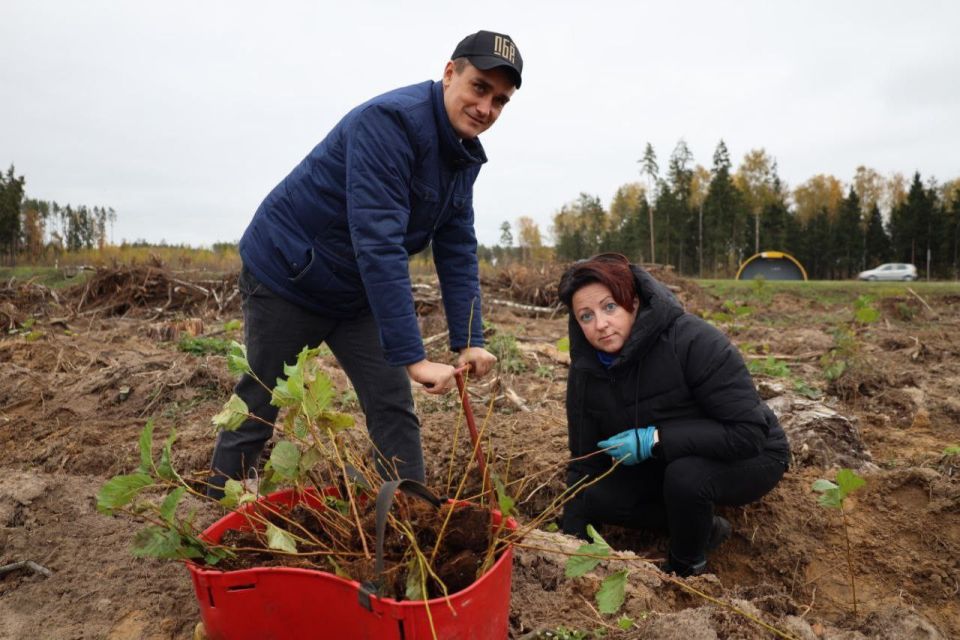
598, 426, 657, 464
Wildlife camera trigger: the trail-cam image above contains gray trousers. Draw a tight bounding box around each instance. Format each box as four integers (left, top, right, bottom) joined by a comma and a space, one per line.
207, 266, 423, 497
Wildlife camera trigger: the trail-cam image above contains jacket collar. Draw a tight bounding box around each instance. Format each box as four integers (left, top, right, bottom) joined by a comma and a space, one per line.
431, 81, 488, 170
569, 265, 685, 372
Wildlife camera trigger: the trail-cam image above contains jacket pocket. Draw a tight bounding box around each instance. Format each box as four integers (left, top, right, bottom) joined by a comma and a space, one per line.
266, 224, 309, 276
288, 247, 316, 283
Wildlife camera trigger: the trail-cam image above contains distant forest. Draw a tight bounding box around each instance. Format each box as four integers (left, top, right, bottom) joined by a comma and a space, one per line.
0, 165, 117, 261
4, 143, 960, 280
487, 140, 960, 280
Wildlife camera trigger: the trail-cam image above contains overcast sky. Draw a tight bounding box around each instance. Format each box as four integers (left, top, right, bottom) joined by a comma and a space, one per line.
3, 1, 958, 248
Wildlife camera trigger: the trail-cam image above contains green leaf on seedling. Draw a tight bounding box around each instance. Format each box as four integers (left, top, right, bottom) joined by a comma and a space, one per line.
812, 478, 841, 508
303, 371, 334, 418
794, 379, 821, 399
270, 441, 301, 481
186, 531, 232, 565
324, 495, 351, 516
493, 476, 516, 518
97, 473, 153, 514
220, 479, 257, 508
132, 526, 186, 559
317, 411, 354, 433
854, 307, 879, 324
157, 428, 178, 480
212, 394, 248, 432
226, 341, 251, 376
204, 549, 229, 566
597, 570, 628, 615
811, 478, 837, 493
944, 445, 960, 456
812, 468, 865, 508
853, 296, 880, 325
259, 466, 280, 495
272, 345, 316, 408
137, 420, 155, 473
159, 487, 186, 524
836, 468, 866, 496
616, 616, 634, 630
587, 524, 609, 546
545, 522, 559, 532
299, 446, 323, 475
566, 524, 611, 578
223, 319, 242, 332
271, 376, 299, 408
266, 523, 297, 553
556, 337, 570, 353
405, 556, 426, 601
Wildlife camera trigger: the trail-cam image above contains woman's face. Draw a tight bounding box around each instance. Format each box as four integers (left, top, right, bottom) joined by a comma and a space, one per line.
571, 282, 639, 353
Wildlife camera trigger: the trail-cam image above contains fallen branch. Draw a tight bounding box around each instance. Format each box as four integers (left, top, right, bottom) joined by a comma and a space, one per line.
0, 560, 53, 578
906, 287, 938, 319
518, 342, 570, 366
422, 330, 449, 347
503, 385, 531, 412
744, 352, 823, 362
487, 298, 560, 317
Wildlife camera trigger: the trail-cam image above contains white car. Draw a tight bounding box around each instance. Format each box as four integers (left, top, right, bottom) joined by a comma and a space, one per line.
857, 263, 917, 281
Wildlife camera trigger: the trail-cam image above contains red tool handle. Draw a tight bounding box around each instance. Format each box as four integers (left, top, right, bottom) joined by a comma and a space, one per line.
455, 371, 491, 500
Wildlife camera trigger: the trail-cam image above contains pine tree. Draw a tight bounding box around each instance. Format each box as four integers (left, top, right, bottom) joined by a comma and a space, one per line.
638, 143, 659, 262
0, 165, 26, 262
889, 172, 931, 269
834, 188, 864, 279
498, 221, 513, 263
948, 189, 960, 279
665, 140, 694, 273
702, 141, 744, 276
864, 204, 891, 268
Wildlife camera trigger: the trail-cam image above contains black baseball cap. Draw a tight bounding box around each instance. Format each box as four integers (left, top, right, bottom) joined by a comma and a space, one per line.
451, 30, 523, 88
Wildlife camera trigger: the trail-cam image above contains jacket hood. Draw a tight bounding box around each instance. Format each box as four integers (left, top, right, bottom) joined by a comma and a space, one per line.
431, 81, 488, 169
568, 265, 685, 372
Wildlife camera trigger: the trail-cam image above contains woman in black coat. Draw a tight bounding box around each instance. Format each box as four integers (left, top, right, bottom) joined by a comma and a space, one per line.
559, 254, 790, 576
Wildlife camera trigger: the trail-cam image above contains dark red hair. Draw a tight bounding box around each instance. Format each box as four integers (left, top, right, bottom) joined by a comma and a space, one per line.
558, 253, 638, 313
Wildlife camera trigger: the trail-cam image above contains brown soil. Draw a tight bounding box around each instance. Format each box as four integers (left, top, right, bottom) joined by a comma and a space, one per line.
1, 268, 958, 639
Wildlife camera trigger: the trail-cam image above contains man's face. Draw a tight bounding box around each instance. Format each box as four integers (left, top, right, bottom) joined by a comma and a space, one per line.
442, 61, 516, 139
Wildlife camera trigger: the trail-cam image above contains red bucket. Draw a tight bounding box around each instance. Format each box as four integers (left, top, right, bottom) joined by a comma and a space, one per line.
188, 489, 515, 640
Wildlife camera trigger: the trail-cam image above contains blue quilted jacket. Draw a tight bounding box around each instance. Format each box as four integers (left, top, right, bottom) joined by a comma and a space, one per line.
239, 81, 487, 366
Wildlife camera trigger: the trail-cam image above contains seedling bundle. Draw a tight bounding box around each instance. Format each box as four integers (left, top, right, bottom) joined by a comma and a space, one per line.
97, 344, 518, 639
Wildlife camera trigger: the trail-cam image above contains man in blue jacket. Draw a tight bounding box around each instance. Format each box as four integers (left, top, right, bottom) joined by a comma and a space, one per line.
207, 30, 523, 497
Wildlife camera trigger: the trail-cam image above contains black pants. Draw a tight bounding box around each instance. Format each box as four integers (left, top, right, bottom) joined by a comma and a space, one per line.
207, 266, 423, 497
562, 452, 786, 566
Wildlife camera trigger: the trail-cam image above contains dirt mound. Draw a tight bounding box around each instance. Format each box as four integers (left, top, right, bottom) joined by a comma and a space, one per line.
66, 260, 240, 318
482, 262, 566, 307
0, 279, 66, 326
766, 390, 876, 471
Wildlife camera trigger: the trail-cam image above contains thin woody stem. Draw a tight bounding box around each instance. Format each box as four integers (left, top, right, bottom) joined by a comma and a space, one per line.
841, 504, 858, 616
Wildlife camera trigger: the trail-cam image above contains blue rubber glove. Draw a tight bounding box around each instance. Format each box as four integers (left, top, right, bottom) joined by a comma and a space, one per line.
598, 426, 657, 465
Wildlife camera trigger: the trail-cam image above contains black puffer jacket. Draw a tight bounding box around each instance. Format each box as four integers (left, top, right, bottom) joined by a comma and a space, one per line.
566, 266, 790, 478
